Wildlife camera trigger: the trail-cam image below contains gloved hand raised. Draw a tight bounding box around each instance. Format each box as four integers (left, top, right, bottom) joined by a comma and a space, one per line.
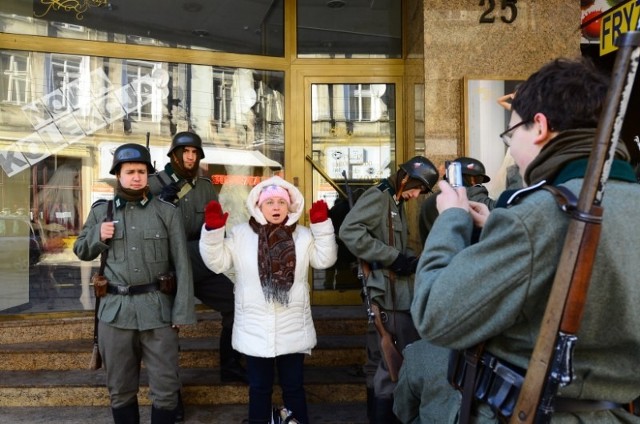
204, 200, 228, 230
390, 253, 418, 276
160, 183, 181, 204
309, 199, 329, 224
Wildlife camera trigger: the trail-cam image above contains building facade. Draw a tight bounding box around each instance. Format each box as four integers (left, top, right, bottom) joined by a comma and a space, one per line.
0, 0, 580, 315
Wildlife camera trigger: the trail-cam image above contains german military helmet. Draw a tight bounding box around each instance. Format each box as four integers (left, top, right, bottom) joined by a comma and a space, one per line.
399, 156, 439, 193
167, 131, 205, 158
109, 143, 155, 175
454, 156, 491, 183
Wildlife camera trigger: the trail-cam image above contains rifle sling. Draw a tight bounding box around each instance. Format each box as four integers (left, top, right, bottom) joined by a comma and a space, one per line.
542, 185, 602, 224
459, 343, 485, 424
387, 207, 397, 312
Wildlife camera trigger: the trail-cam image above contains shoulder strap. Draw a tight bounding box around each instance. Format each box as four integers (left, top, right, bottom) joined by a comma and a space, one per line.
543, 184, 601, 224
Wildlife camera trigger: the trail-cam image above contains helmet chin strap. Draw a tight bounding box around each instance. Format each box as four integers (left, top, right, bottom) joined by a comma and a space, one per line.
394, 174, 410, 204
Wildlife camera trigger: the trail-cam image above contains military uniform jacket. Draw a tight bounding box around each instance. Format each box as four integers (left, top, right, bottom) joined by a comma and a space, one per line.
339, 182, 414, 311
74, 196, 196, 330
412, 161, 640, 421
148, 168, 218, 241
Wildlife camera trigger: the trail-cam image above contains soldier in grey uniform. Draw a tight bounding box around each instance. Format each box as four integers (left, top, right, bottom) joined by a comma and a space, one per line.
419, 156, 495, 246
339, 156, 439, 424
148, 133, 246, 389
412, 58, 640, 422
74, 143, 196, 424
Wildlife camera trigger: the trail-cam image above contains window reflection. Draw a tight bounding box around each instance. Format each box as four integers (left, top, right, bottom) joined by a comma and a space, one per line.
0, 50, 285, 313
309, 82, 395, 292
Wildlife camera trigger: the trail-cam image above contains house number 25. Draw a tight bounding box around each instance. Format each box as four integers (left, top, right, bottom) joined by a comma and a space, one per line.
479, 0, 518, 24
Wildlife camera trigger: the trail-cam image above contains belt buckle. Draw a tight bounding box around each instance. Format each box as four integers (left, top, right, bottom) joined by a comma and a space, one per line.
116, 285, 130, 295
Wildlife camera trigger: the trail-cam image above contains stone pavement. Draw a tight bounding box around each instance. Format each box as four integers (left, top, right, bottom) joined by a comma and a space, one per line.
0, 403, 368, 423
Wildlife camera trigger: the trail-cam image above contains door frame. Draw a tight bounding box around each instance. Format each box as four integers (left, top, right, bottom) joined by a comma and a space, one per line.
289, 63, 406, 305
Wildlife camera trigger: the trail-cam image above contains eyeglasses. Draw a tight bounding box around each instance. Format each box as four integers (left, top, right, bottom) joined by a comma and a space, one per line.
500, 120, 529, 147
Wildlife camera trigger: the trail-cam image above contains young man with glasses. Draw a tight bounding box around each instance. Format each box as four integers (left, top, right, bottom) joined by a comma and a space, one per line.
409, 58, 640, 422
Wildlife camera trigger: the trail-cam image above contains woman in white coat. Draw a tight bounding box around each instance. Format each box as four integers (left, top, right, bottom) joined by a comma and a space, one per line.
199, 176, 337, 424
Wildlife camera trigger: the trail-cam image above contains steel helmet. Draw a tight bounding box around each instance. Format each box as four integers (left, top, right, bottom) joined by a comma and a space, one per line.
399, 156, 439, 193
167, 131, 205, 158
109, 143, 155, 175
454, 156, 491, 183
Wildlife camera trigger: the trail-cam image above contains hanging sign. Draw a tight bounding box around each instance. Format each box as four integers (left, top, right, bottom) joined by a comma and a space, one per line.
599, 0, 640, 55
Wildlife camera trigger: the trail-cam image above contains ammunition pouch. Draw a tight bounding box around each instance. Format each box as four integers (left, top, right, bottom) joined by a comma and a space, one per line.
448, 349, 626, 419
91, 274, 108, 298
448, 349, 524, 420
157, 272, 177, 296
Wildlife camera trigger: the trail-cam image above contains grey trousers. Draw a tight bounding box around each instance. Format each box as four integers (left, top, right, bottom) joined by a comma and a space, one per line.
99, 322, 180, 410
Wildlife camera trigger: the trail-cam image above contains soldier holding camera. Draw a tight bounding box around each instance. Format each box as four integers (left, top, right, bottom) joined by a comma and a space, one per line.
74, 143, 196, 424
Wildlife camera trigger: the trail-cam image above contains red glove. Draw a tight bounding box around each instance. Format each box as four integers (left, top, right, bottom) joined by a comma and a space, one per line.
309, 200, 329, 224
204, 200, 228, 230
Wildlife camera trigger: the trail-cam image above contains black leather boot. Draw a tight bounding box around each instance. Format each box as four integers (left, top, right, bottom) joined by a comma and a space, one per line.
373, 397, 400, 424
366, 387, 375, 422
174, 390, 184, 423
219, 326, 248, 383
151, 405, 175, 424
111, 400, 140, 424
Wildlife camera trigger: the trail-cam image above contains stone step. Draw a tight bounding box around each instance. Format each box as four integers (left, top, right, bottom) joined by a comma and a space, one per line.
0, 334, 366, 371
0, 305, 369, 409
0, 366, 367, 408
0, 403, 369, 423
0, 306, 368, 344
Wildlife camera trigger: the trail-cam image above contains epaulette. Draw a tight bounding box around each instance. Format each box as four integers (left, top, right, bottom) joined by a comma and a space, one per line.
376, 180, 393, 193
90, 199, 109, 208
157, 197, 179, 208
503, 180, 547, 206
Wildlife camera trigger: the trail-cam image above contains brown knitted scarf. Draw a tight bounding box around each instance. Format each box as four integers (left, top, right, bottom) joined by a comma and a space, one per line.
249, 216, 297, 306
524, 128, 630, 185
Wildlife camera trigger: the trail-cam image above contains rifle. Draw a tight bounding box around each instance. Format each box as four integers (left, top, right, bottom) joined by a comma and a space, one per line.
342, 170, 403, 382
510, 29, 640, 424
306, 155, 348, 199
89, 200, 113, 370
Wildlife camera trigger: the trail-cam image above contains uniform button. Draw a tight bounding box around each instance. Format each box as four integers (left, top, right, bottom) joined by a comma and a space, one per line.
156, 234, 160, 238
131, 226, 136, 230
131, 246, 137, 250
134, 269, 139, 272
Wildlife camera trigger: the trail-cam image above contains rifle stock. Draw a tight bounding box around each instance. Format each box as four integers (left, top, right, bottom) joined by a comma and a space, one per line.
370, 302, 403, 382
510, 28, 640, 424
89, 342, 102, 370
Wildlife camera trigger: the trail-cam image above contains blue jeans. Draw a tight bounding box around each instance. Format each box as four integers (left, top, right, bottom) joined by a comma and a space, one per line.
245, 353, 308, 424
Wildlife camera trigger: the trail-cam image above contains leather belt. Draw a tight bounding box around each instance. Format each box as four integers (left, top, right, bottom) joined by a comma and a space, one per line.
554, 398, 622, 413
107, 282, 159, 295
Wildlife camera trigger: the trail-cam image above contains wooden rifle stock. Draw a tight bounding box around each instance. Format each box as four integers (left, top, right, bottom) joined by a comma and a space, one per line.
510, 28, 640, 424
371, 302, 403, 382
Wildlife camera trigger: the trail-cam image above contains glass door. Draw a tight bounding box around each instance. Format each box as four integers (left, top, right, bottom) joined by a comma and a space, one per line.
306, 81, 398, 304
